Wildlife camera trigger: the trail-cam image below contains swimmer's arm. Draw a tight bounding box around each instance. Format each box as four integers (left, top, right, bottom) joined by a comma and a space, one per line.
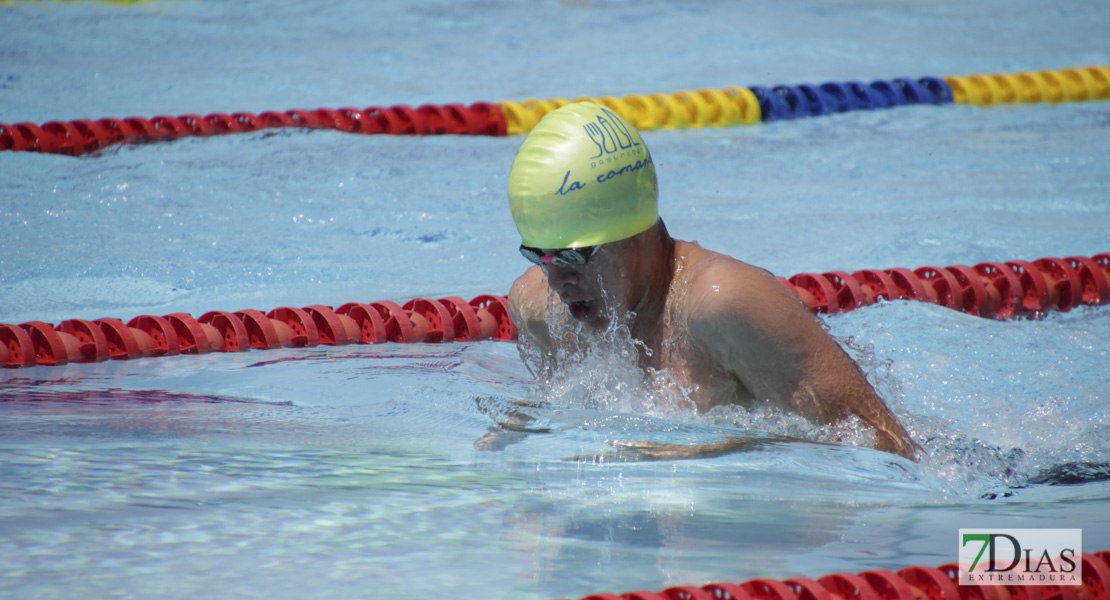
568, 436, 783, 462
687, 266, 918, 460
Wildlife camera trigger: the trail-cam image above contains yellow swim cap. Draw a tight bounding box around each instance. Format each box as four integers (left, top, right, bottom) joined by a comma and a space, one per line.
508, 101, 658, 249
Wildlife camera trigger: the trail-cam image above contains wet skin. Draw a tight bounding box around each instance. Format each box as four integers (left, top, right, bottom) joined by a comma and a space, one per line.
508, 219, 919, 460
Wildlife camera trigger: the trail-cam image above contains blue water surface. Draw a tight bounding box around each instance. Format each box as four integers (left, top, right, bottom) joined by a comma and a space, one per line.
2, 1, 1109, 599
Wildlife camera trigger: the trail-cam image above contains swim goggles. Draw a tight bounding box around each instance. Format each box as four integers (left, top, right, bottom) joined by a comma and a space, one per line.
519, 244, 599, 268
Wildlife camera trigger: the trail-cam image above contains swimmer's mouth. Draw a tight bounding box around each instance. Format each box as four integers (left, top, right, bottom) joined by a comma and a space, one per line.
566, 299, 596, 320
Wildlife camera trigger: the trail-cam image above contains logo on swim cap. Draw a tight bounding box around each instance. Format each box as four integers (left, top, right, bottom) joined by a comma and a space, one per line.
508, 102, 658, 249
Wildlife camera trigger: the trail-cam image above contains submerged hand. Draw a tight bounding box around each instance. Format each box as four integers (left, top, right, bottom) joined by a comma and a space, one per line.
875, 428, 921, 462
473, 396, 551, 452
569, 435, 776, 462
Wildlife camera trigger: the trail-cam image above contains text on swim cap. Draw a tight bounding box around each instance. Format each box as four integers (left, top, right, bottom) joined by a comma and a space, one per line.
556, 155, 654, 197
595, 156, 653, 184
583, 107, 640, 159
555, 105, 652, 197
557, 170, 587, 196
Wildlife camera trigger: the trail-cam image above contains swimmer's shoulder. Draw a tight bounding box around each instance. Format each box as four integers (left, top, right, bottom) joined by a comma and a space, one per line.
675, 240, 792, 308
508, 266, 554, 350
674, 240, 814, 352
508, 265, 546, 319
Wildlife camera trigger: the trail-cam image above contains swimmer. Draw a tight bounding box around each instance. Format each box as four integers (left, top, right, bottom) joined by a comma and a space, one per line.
505, 102, 918, 461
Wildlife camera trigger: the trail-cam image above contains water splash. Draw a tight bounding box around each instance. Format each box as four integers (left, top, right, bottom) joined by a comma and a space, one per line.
517, 283, 696, 419
828, 302, 1110, 497
514, 279, 881, 453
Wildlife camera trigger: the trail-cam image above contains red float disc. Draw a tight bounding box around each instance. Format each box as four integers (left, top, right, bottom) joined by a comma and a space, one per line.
619, 591, 668, 600
284, 109, 324, 129
360, 106, 395, 134
1, 123, 30, 152
15, 122, 55, 153
266, 307, 320, 348
94, 118, 130, 145
151, 115, 188, 138
1032, 257, 1082, 312
58, 318, 111, 362
1081, 553, 1110, 600
370, 301, 418, 343
817, 572, 880, 600
702, 582, 757, 600
123, 116, 158, 139
779, 276, 816, 311
233, 309, 284, 349
1005, 260, 1053, 313
204, 113, 239, 134
0, 323, 37, 367
742, 578, 800, 600
198, 311, 250, 352
853, 269, 904, 302
402, 298, 455, 343
257, 111, 295, 128
390, 105, 425, 135
444, 103, 479, 135
974, 262, 1025, 319
1064, 256, 1110, 305
20, 321, 70, 366
179, 114, 215, 136
417, 104, 452, 134
303, 305, 353, 346
785, 577, 835, 600
789, 273, 840, 314
70, 119, 111, 154
336, 107, 366, 133
935, 563, 1003, 600
94, 318, 144, 359
163, 313, 212, 354
336, 303, 389, 344
469, 295, 517, 341
897, 565, 959, 600
913, 266, 965, 311
945, 265, 992, 317
661, 586, 717, 600
859, 569, 917, 600
823, 271, 869, 311
42, 120, 82, 155
126, 315, 182, 356
232, 112, 262, 132
437, 297, 482, 341
468, 101, 508, 136
313, 108, 350, 132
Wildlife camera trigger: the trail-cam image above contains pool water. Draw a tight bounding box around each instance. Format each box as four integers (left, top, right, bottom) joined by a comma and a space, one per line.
2, 1, 1109, 599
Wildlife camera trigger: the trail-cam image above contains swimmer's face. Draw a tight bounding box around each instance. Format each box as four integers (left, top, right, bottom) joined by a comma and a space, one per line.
538, 236, 642, 327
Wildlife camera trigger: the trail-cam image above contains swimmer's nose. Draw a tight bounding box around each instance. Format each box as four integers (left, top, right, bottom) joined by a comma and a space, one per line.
544, 263, 579, 291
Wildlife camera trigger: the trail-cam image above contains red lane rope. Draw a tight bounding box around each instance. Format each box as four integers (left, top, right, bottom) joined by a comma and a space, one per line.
2, 254, 1108, 368
561, 551, 1110, 600
778, 253, 1110, 319
0, 102, 508, 156
0, 295, 517, 367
